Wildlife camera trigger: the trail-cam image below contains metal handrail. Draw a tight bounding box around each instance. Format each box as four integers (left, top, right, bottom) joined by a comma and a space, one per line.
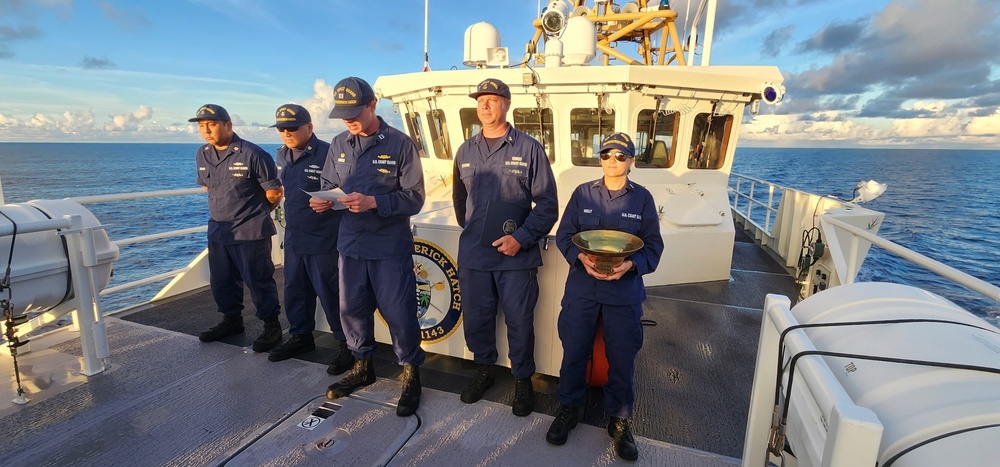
69, 187, 204, 204
0, 217, 72, 237
113, 226, 206, 247
730, 174, 784, 235
70, 187, 207, 300
100, 267, 190, 296
822, 216, 1000, 306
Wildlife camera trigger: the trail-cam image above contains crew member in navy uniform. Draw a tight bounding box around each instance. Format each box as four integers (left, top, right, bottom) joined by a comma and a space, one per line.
452, 78, 558, 416
309, 77, 426, 417
191, 104, 284, 353
545, 132, 664, 461
266, 104, 354, 373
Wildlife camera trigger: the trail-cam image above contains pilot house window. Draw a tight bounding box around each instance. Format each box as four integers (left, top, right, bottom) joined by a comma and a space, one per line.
688, 113, 732, 170
570, 108, 616, 167
459, 108, 480, 141
426, 109, 452, 160
404, 112, 429, 159
512, 108, 555, 163
634, 110, 677, 168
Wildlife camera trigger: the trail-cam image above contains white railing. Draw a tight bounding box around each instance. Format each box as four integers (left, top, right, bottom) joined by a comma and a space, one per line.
70, 187, 205, 204
822, 216, 1000, 306
730, 174, 784, 236
69, 188, 207, 305
730, 174, 1000, 309
2, 187, 209, 376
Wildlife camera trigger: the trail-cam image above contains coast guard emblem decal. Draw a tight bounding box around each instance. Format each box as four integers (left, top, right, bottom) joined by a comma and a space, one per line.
502, 219, 518, 235
412, 238, 462, 343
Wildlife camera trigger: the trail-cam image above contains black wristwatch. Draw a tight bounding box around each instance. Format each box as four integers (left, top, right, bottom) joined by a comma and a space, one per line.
628, 260, 637, 273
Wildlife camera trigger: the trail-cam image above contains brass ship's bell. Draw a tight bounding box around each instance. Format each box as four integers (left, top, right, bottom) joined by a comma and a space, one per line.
571, 230, 644, 275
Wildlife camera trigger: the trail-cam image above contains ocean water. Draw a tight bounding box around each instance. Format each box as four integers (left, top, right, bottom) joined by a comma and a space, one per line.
1, 143, 998, 324
0, 142, 278, 312
735, 147, 1000, 325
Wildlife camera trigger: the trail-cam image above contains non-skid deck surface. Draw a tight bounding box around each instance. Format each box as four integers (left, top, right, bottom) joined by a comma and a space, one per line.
0, 226, 796, 464
1, 319, 738, 466
113, 228, 795, 459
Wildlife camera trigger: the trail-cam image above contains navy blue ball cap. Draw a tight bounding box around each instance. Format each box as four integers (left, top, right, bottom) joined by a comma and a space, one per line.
271, 104, 311, 128
600, 132, 636, 158
329, 77, 375, 119
188, 104, 230, 122
469, 78, 511, 100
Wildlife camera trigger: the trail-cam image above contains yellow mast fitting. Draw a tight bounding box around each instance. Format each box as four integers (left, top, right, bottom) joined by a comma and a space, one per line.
526, 0, 685, 68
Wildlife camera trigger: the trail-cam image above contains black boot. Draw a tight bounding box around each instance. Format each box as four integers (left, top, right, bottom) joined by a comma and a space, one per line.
460, 364, 495, 403
326, 340, 356, 375
252, 319, 282, 352
608, 417, 639, 461
326, 358, 376, 399
199, 315, 244, 342
511, 377, 535, 416
268, 333, 316, 362
545, 405, 580, 445
396, 364, 421, 417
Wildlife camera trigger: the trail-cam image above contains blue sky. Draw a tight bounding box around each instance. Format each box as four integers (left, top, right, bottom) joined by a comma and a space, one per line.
1, 0, 998, 148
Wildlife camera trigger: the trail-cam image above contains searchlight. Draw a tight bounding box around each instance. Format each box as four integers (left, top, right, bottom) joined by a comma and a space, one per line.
762, 83, 785, 105
541, 0, 572, 36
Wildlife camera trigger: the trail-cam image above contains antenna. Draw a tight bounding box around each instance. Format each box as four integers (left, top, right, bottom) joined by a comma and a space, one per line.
423, 0, 431, 72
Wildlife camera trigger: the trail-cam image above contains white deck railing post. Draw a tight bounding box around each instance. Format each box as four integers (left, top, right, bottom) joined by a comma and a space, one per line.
765, 185, 775, 232
60, 214, 108, 376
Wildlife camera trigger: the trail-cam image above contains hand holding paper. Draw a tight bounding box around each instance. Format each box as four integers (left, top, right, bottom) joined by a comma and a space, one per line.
305, 188, 348, 210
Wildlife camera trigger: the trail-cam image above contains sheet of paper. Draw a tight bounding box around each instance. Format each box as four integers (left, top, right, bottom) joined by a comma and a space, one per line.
304, 188, 348, 210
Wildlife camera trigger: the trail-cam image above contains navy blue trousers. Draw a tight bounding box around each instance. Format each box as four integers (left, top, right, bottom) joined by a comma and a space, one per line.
283, 249, 344, 340
459, 267, 538, 379
339, 255, 425, 366
207, 238, 280, 321
556, 294, 643, 418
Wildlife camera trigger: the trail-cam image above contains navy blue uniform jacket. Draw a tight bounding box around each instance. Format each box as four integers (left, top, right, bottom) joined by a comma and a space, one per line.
277, 134, 340, 255
196, 134, 281, 244
555, 179, 664, 305
452, 125, 558, 270
320, 117, 424, 260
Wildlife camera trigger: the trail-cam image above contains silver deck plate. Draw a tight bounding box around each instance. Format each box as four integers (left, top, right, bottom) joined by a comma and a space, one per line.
222, 392, 419, 466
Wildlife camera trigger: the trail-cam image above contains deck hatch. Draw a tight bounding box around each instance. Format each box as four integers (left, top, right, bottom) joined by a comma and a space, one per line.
225, 392, 418, 465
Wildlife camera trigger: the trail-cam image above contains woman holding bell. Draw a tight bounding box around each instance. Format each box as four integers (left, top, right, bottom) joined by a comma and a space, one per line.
546, 132, 664, 461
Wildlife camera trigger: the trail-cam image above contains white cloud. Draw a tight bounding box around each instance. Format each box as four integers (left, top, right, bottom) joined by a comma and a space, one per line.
910, 101, 947, 113
61, 110, 96, 133
286, 79, 347, 139
891, 116, 964, 138
104, 105, 152, 131
29, 113, 51, 127
966, 108, 1000, 135
229, 114, 247, 127
740, 113, 920, 148
306, 79, 335, 111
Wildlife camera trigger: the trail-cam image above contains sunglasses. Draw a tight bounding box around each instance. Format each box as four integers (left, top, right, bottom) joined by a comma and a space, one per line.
600, 151, 629, 162
278, 125, 301, 133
